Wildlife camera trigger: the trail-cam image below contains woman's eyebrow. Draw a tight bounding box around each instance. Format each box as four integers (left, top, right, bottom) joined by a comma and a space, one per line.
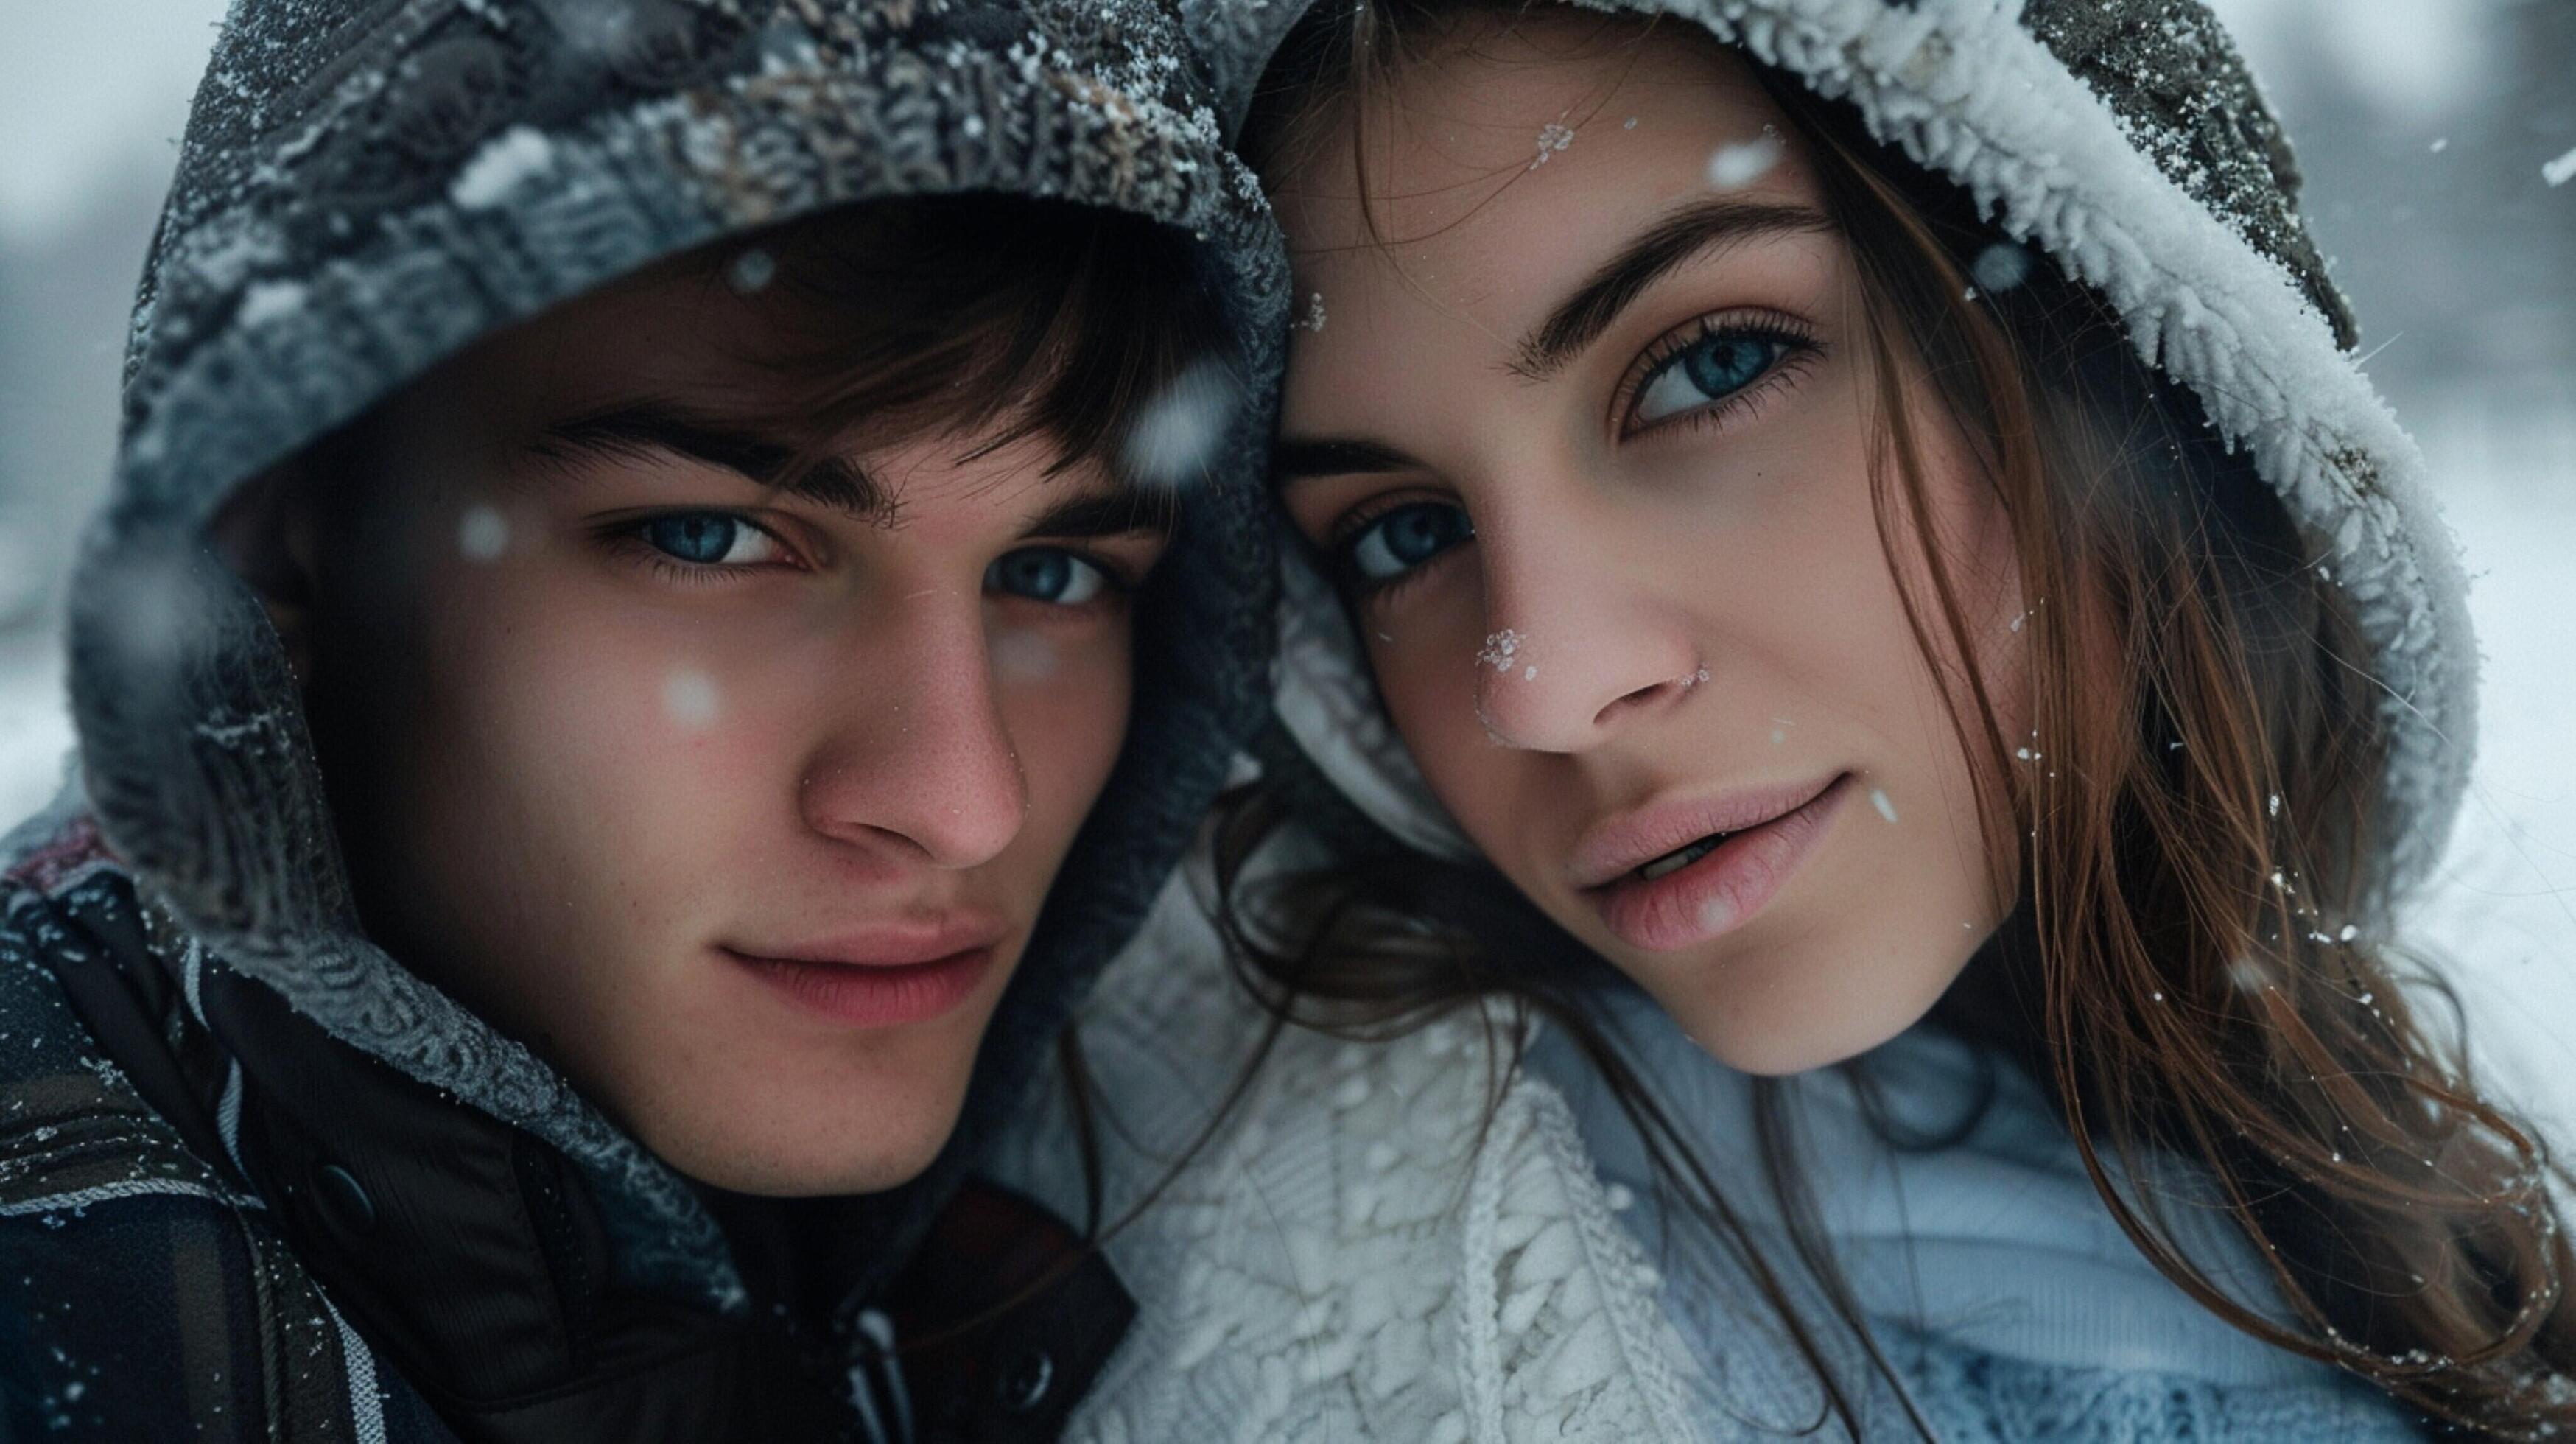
1271, 438, 1421, 486
525, 400, 894, 522
1511, 197, 1835, 380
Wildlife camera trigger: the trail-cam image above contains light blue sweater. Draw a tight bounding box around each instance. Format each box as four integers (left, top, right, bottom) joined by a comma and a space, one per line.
1527, 987, 2426, 1440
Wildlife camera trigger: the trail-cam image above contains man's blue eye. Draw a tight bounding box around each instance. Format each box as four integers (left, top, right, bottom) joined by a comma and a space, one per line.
987, 547, 1109, 606
1632, 332, 1794, 427
643, 513, 762, 565
1344, 502, 1474, 585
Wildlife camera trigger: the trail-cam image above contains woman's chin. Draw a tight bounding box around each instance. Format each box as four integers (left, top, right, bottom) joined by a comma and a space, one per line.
1615, 931, 1980, 1077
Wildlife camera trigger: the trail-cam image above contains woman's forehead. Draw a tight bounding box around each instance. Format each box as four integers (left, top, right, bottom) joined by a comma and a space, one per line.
1274, 24, 1824, 295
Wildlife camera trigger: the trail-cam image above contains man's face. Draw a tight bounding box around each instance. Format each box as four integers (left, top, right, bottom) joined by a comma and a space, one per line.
284, 262, 1168, 1196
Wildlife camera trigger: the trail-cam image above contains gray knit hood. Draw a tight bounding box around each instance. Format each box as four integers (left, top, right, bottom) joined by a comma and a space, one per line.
60, 0, 1285, 1307
1192, 0, 2476, 906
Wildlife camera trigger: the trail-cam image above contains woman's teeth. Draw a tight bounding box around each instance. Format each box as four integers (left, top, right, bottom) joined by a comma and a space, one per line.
1637, 834, 1726, 882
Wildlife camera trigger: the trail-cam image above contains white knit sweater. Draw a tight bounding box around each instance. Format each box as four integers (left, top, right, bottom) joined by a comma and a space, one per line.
980, 874, 1708, 1443
982, 869, 2421, 1443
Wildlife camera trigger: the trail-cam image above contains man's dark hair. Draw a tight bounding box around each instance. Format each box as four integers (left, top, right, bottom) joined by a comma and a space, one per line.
719, 194, 1238, 488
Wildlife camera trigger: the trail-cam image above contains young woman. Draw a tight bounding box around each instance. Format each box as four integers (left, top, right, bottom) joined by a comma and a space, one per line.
983, 0, 2576, 1439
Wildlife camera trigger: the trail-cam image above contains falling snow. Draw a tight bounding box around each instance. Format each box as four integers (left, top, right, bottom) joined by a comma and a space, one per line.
992, 629, 1058, 684
1697, 893, 1738, 933
1705, 133, 1784, 190
1868, 787, 1899, 823
1971, 242, 2035, 294
2544, 145, 2576, 189
661, 668, 720, 730
456, 505, 509, 562
725, 247, 776, 295
1121, 357, 1240, 489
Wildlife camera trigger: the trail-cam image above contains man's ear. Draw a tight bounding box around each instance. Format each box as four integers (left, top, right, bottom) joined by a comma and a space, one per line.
210, 459, 326, 686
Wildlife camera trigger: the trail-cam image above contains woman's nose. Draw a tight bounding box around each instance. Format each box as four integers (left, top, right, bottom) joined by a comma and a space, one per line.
1467, 514, 1703, 754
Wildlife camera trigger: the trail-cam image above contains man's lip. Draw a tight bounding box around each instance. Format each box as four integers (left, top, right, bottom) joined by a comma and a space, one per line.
1568, 773, 1849, 891
723, 914, 1009, 970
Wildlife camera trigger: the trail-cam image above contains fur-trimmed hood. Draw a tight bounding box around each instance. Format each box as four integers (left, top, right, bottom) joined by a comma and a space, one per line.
1190, 0, 2476, 906
49, 0, 1285, 1314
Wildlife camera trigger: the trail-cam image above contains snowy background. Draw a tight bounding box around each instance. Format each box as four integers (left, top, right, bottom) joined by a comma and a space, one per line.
1, 0, 2569, 1130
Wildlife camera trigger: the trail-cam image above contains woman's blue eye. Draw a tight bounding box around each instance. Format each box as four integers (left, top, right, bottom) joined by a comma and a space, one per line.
641, 512, 779, 567
1344, 501, 1474, 585
1632, 331, 1795, 427
987, 547, 1109, 606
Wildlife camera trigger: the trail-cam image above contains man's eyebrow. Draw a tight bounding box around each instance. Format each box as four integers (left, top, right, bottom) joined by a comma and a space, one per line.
1271, 438, 1422, 486
1511, 197, 1836, 381
525, 401, 894, 522
1019, 485, 1180, 542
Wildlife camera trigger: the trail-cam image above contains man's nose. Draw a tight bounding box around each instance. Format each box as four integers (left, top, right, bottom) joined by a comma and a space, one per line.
796, 592, 1027, 869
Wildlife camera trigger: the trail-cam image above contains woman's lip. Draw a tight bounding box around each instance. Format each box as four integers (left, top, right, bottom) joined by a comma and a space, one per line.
724, 946, 996, 1028
1585, 774, 1853, 952
1567, 773, 1847, 890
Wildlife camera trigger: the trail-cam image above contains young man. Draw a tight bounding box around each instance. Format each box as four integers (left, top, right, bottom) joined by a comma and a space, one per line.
0, 1, 1282, 1439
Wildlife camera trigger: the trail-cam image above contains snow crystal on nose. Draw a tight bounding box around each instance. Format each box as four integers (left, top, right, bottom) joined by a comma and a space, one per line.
1531, 122, 1576, 170
663, 667, 721, 729
1476, 629, 1524, 673
1972, 242, 2034, 295
1293, 292, 1327, 334
1121, 357, 1241, 489
1706, 133, 1784, 190
726, 247, 777, 295
992, 628, 1058, 684
457, 504, 510, 562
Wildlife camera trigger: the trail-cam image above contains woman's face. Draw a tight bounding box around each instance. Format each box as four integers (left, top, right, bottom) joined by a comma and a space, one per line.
1270, 15, 2027, 1073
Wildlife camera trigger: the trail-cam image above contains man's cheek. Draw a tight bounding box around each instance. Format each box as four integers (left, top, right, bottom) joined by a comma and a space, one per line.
998, 639, 1132, 848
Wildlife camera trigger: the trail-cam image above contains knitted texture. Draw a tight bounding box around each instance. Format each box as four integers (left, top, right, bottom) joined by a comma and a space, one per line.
984, 876, 1705, 1443
1891, 1331, 2424, 1442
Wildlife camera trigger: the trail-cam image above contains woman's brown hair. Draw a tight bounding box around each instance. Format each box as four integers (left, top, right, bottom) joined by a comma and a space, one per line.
1222, 3, 2576, 1436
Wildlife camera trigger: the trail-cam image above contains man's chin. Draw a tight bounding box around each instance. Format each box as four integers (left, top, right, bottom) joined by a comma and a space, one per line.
654, 1115, 963, 1199
620, 1066, 975, 1199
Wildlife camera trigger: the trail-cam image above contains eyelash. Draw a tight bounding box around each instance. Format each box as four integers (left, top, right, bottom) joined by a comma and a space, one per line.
1324, 491, 1466, 604
593, 511, 799, 587
1611, 311, 1825, 440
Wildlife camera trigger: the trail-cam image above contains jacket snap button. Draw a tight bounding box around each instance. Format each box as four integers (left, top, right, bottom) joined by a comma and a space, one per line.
993, 1347, 1053, 1414
313, 1163, 376, 1236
